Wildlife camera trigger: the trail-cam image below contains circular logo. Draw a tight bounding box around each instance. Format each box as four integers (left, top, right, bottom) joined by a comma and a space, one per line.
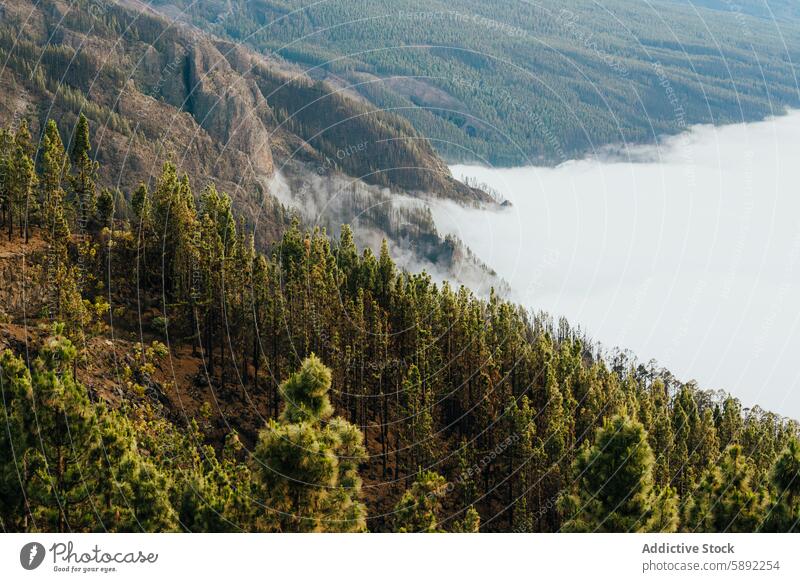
19, 542, 46, 570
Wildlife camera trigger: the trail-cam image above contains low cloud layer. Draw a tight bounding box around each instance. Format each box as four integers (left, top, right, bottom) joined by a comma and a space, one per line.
431, 111, 800, 419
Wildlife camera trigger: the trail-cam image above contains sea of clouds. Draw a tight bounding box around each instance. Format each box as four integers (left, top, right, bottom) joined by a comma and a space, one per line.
432, 111, 800, 419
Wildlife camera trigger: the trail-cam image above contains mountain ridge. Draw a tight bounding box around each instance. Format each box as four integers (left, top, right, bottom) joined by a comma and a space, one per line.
148, 0, 800, 166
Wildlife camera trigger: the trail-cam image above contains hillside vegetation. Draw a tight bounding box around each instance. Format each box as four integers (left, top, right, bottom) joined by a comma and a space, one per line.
1, 117, 799, 532
0, 0, 495, 288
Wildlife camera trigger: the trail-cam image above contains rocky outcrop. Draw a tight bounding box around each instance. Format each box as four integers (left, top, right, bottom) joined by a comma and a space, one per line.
161, 38, 275, 178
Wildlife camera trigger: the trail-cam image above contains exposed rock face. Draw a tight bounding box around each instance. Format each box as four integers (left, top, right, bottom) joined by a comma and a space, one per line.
164, 39, 275, 178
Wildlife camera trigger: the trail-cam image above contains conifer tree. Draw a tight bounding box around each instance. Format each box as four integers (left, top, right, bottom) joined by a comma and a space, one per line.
0, 348, 34, 531
764, 439, 800, 532
335, 224, 359, 292
400, 364, 435, 472
0, 128, 12, 234
252, 355, 367, 532
506, 395, 545, 531
69, 114, 97, 234
686, 445, 766, 532
90, 409, 178, 531
717, 396, 744, 448
130, 182, 150, 230
95, 188, 115, 229
647, 379, 673, 486
560, 415, 677, 532
173, 430, 254, 532
452, 506, 481, 532
71, 114, 91, 164
6, 120, 38, 241
40, 121, 71, 251
393, 470, 448, 532
672, 386, 702, 496
376, 238, 395, 307
0, 325, 177, 532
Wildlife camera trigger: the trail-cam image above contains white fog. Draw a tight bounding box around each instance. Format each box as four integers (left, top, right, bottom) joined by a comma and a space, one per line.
432, 111, 800, 419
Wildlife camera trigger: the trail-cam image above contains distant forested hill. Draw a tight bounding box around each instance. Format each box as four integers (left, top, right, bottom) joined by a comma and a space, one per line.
151, 0, 800, 165
668, 0, 800, 21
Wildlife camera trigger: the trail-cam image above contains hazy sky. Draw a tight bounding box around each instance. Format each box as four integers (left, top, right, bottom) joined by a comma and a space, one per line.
433, 111, 800, 419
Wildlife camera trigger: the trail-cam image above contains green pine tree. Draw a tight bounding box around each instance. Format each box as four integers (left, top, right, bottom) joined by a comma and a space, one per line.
686, 445, 767, 532
393, 470, 448, 532
252, 355, 367, 532
560, 415, 678, 532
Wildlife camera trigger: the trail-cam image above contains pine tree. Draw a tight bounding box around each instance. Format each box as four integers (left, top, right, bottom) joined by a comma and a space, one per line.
393, 470, 448, 532
648, 379, 673, 486
686, 445, 766, 532
40, 121, 71, 252
672, 386, 702, 496
452, 506, 481, 532
6, 121, 38, 241
90, 408, 178, 531
400, 364, 435, 473
764, 439, 800, 532
505, 394, 542, 531
252, 355, 367, 532
71, 114, 91, 164
717, 396, 744, 448
560, 415, 677, 532
0, 129, 12, 234
376, 238, 395, 307
0, 348, 35, 531
0, 325, 177, 532
335, 224, 359, 293
69, 114, 98, 234
130, 182, 150, 230
173, 429, 254, 532
23, 330, 97, 532
95, 188, 115, 229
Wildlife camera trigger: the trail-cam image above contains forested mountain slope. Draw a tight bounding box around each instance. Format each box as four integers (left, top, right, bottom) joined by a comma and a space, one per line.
1, 117, 799, 532
669, 0, 800, 22
0, 0, 490, 270
152, 0, 800, 165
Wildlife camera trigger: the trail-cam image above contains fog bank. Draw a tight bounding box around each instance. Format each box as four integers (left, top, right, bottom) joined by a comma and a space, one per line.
432, 111, 800, 419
